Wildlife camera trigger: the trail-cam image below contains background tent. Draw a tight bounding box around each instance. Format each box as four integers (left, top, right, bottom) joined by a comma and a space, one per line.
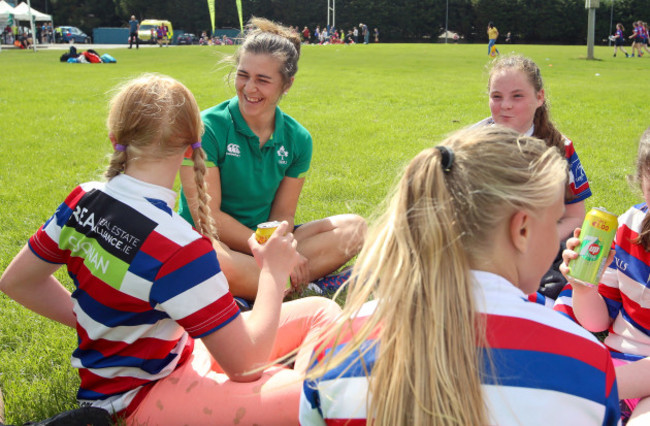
12, 2, 51, 21
0, 0, 15, 27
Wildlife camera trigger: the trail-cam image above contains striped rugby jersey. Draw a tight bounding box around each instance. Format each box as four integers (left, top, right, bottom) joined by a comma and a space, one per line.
599, 203, 650, 361
300, 271, 620, 425
472, 118, 592, 204
28, 174, 239, 415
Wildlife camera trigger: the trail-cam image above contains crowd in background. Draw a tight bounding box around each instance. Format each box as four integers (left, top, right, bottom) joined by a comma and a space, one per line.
611, 20, 650, 58
293, 23, 379, 45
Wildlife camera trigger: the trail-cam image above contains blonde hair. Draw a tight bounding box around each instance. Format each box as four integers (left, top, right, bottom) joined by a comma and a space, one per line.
306, 125, 568, 425
104, 73, 216, 240
225, 17, 301, 87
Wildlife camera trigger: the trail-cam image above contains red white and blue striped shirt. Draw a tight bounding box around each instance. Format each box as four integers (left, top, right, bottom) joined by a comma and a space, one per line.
599, 203, 650, 361
28, 174, 239, 415
473, 119, 591, 204
300, 271, 620, 425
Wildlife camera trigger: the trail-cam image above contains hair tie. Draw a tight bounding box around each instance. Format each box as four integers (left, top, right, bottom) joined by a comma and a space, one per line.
435, 146, 454, 172
191, 141, 202, 150
115, 144, 127, 152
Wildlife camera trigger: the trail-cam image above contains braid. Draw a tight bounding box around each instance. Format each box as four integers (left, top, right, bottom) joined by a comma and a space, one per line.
104, 151, 127, 180
532, 101, 565, 154
191, 146, 217, 241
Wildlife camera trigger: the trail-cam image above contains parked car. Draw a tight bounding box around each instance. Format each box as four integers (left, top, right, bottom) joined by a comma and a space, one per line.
55, 26, 91, 44
176, 33, 198, 45
138, 19, 173, 44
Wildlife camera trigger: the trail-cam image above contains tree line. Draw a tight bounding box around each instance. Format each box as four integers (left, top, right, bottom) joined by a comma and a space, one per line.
23, 0, 650, 44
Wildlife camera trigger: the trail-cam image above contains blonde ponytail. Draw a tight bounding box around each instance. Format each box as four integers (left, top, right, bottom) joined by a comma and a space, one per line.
305, 125, 568, 425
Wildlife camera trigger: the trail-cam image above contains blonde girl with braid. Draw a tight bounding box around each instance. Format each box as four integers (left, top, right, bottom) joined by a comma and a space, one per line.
179, 17, 366, 303
0, 73, 340, 424
300, 126, 621, 425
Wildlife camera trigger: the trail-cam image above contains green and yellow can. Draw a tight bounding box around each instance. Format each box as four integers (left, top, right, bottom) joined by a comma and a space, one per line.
567, 207, 618, 287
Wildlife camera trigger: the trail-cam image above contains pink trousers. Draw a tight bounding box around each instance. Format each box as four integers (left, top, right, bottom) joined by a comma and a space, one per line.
127, 297, 340, 425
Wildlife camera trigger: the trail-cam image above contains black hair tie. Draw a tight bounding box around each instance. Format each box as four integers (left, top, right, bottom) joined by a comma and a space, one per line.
435, 146, 454, 172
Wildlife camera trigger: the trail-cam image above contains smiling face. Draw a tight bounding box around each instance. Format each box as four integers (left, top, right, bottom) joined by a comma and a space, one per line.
489, 69, 545, 135
235, 52, 292, 121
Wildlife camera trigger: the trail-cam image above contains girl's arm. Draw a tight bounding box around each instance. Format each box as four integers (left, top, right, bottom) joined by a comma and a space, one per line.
268, 176, 305, 231
199, 222, 299, 382
268, 176, 311, 285
0, 245, 75, 328
559, 230, 613, 332
558, 200, 586, 241
180, 165, 256, 254
616, 357, 650, 399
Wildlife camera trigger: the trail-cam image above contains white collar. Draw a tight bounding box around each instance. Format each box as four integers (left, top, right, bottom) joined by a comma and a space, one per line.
471, 270, 526, 312
106, 174, 177, 209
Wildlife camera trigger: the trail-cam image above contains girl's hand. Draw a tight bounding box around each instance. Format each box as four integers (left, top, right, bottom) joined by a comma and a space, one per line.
248, 221, 300, 287
559, 228, 581, 279
559, 227, 616, 285
290, 254, 310, 289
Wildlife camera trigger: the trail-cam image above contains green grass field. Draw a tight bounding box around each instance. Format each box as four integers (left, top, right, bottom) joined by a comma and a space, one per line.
0, 42, 647, 423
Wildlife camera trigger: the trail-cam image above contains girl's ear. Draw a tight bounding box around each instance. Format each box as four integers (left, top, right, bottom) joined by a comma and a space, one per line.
283, 76, 295, 95
536, 88, 545, 109
109, 132, 117, 149
509, 210, 531, 253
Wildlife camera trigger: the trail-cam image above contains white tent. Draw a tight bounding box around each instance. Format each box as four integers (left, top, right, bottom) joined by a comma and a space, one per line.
12, 2, 51, 21
0, 0, 16, 25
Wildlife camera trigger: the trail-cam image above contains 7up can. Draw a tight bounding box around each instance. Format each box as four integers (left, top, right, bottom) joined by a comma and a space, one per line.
567, 207, 617, 287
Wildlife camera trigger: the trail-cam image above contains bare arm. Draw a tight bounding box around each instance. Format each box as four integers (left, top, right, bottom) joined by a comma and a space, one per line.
199, 223, 299, 382
0, 245, 75, 328
268, 176, 305, 231
180, 165, 255, 254
616, 357, 650, 399
269, 176, 312, 285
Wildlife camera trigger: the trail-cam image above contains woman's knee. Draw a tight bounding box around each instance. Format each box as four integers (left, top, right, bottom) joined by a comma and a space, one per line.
336, 214, 367, 252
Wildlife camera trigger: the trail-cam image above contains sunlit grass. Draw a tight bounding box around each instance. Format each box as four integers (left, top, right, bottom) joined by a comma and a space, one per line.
0, 42, 647, 423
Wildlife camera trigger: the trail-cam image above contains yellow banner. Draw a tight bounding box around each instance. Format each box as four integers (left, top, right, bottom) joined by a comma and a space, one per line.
207, 0, 215, 33
236, 0, 243, 32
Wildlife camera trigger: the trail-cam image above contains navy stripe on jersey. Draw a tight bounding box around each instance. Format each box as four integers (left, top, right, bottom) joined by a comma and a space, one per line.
128, 250, 163, 282
615, 245, 650, 294
318, 341, 378, 380
151, 250, 223, 303
72, 347, 179, 375
483, 348, 609, 403
145, 197, 173, 216
74, 286, 168, 327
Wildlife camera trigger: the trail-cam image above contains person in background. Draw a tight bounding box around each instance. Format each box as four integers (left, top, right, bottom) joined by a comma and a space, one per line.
300, 126, 620, 425
487, 21, 499, 56
179, 18, 366, 305
612, 23, 629, 57
128, 15, 139, 49
474, 54, 591, 300
629, 21, 644, 58
0, 73, 341, 424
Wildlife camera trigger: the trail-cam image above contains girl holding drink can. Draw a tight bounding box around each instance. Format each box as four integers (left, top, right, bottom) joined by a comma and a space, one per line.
300, 126, 620, 425
560, 128, 650, 424
179, 17, 366, 302
0, 74, 341, 424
